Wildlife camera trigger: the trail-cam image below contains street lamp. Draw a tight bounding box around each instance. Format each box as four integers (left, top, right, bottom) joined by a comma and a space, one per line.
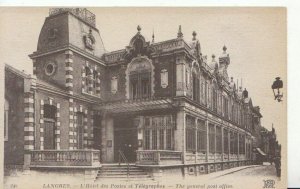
271, 77, 283, 102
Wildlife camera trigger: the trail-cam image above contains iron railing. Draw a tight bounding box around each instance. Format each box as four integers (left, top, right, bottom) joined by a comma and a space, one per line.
49, 8, 95, 27
118, 150, 130, 178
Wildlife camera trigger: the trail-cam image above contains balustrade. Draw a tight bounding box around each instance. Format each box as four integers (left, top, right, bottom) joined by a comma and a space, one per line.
136, 150, 182, 165
30, 150, 100, 167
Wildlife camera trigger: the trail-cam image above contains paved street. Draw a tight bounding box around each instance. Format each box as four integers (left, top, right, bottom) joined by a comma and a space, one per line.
209, 165, 283, 189
4, 165, 285, 189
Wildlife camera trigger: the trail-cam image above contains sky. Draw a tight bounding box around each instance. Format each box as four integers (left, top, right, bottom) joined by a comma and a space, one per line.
0, 7, 286, 143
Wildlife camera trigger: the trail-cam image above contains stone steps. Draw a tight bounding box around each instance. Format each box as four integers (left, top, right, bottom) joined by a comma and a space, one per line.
96, 165, 153, 180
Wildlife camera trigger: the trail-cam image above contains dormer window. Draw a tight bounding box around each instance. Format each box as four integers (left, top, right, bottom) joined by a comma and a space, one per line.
48, 28, 58, 40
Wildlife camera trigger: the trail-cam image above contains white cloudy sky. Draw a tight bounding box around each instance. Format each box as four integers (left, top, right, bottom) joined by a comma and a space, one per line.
0, 7, 286, 143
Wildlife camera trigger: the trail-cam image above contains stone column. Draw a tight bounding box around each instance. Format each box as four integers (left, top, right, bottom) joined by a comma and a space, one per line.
23, 91, 35, 169
221, 126, 224, 162
136, 116, 143, 151
214, 124, 216, 162
237, 133, 240, 161
195, 118, 198, 164
105, 116, 114, 163
100, 113, 107, 162
175, 108, 186, 164
206, 120, 209, 162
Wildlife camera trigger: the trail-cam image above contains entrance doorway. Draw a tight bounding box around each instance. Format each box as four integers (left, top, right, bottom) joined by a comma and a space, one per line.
114, 116, 138, 163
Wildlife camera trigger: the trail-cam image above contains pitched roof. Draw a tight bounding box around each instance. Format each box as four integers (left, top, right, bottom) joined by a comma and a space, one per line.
5, 64, 30, 79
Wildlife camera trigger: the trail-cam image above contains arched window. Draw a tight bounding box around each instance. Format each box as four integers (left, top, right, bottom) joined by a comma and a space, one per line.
192, 70, 200, 102
212, 82, 218, 112
191, 62, 200, 103
4, 99, 9, 141
44, 104, 57, 149
128, 58, 152, 99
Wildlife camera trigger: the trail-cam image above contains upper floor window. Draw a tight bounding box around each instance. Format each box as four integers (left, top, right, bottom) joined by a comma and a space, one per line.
223, 96, 229, 119
76, 112, 84, 149
93, 70, 98, 88
44, 104, 57, 150
212, 82, 218, 112
192, 71, 200, 103
82, 65, 100, 96
127, 57, 153, 100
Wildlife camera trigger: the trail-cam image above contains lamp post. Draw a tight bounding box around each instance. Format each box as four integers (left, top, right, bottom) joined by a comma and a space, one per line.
271, 77, 283, 102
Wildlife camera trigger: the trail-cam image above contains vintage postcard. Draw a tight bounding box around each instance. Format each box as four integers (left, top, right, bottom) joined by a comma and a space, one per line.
1, 7, 287, 189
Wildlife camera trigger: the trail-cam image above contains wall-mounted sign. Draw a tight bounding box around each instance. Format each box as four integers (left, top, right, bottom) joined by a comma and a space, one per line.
161, 69, 168, 88
111, 76, 118, 94
107, 140, 112, 147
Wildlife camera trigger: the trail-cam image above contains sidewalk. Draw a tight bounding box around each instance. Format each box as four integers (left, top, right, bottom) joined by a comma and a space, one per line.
182, 164, 263, 182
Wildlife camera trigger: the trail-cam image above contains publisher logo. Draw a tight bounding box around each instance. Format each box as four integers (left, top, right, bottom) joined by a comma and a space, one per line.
263, 180, 275, 188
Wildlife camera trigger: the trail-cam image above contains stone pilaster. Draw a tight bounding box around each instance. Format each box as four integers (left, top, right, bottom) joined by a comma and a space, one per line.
206, 120, 209, 162
55, 103, 61, 149
175, 109, 186, 164
24, 92, 35, 150
65, 50, 74, 95
89, 110, 95, 148
83, 109, 89, 149
69, 98, 75, 150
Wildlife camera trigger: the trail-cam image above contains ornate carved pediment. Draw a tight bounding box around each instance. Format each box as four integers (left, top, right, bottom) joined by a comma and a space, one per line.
124, 25, 154, 62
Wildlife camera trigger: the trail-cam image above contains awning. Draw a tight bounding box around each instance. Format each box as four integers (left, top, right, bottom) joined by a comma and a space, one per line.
256, 148, 267, 156
94, 98, 175, 113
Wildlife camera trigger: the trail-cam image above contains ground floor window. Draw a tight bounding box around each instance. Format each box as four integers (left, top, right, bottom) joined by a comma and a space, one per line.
224, 129, 229, 153
216, 126, 222, 153
197, 119, 206, 153
186, 115, 196, 152
143, 115, 174, 150
209, 124, 216, 153
230, 131, 234, 154
239, 134, 245, 154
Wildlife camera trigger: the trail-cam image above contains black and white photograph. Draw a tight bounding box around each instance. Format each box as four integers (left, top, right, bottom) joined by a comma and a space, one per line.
0, 7, 288, 189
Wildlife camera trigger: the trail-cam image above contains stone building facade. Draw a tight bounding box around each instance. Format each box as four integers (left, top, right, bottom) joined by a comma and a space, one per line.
4, 8, 264, 177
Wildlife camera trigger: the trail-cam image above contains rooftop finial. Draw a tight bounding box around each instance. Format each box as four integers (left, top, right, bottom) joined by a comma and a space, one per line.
223, 45, 227, 53
137, 25, 141, 32
152, 29, 155, 43
192, 31, 197, 40
212, 54, 216, 61
177, 25, 183, 38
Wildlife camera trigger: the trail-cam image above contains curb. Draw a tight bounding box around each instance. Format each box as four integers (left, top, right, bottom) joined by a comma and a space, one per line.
211, 165, 263, 179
